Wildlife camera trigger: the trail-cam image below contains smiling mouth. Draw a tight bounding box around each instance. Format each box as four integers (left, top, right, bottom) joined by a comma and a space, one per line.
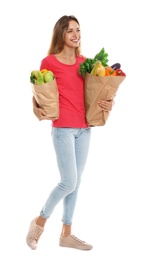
72, 39, 80, 43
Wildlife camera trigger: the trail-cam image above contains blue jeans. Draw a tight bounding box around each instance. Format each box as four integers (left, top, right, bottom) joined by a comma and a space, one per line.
40, 127, 91, 225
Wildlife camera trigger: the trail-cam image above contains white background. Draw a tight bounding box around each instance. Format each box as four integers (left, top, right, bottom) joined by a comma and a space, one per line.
0, 0, 143, 259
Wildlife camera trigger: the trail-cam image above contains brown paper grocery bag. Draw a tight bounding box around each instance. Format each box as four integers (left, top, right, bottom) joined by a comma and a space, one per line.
84, 73, 126, 126
31, 78, 59, 120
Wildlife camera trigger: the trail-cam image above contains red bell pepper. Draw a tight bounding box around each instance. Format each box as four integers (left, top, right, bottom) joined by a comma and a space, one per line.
116, 68, 126, 76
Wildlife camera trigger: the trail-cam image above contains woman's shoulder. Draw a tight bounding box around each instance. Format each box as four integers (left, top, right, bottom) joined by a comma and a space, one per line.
40, 54, 55, 70
41, 54, 54, 63
76, 54, 86, 62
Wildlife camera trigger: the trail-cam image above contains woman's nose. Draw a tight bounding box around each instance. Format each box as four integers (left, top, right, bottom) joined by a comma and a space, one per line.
73, 31, 79, 37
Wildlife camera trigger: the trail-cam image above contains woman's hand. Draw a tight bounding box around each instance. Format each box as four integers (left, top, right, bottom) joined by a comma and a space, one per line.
98, 96, 115, 112
32, 96, 50, 121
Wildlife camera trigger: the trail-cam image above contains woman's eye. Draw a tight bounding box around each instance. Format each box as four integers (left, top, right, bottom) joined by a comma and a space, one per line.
67, 29, 80, 33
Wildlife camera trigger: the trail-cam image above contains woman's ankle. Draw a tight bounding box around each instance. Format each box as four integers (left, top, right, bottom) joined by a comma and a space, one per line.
36, 216, 47, 227
61, 224, 71, 237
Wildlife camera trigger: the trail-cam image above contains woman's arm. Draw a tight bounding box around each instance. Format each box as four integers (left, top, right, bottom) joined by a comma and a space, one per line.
98, 96, 115, 112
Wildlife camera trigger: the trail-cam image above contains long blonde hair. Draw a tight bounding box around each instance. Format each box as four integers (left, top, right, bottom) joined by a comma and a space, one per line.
47, 15, 81, 56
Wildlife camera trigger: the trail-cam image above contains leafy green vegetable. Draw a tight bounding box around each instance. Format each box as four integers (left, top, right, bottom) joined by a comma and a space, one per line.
78, 48, 109, 77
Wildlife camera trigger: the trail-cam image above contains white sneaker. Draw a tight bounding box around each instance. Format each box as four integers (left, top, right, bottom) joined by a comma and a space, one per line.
26, 218, 44, 250
59, 234, 93, 250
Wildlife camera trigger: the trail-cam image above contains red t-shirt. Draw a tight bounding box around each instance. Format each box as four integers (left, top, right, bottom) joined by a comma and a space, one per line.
40, 54, 88, 128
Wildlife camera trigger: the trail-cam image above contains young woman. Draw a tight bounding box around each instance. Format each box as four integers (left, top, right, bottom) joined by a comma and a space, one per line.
26, 15, 114, 251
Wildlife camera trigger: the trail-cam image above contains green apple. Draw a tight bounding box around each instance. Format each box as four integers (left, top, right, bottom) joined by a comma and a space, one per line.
44, 71, 54, 82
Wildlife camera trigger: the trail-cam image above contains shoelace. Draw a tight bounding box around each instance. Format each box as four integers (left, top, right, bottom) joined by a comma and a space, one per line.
33, 227, 43, 241
70, 235, 86, 244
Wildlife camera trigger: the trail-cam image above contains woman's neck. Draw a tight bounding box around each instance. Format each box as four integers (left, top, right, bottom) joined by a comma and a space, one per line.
55, 49, 76, 65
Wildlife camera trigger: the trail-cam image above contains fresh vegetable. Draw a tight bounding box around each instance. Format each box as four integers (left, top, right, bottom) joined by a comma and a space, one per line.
44, 71, 54, 82
78, 48, 126, 77
93, 47, 109, 67
30, 69, 54, 85
116, 68, 126, 76
30, 70, 44, 85
91, 61, 102, 75
41, 69, 48, 77
97, 66, 105, 77
105, 67, 116, 76
91, 61, 105, 76
79, 58, 95, 77
78, 48, 109, 77
111, 63, 121, 70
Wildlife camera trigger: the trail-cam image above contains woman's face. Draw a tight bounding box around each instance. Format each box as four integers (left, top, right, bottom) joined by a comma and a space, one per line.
64, 20, 81, 48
